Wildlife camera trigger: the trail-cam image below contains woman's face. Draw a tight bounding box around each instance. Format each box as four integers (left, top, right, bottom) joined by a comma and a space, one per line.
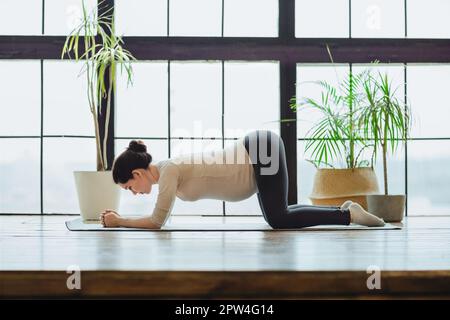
119, 169, 152, 195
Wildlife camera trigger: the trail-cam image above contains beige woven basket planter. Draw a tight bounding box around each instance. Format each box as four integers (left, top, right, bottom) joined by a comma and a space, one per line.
309, 167, 380, 210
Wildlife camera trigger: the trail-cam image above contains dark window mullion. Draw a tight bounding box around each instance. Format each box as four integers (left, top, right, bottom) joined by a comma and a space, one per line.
221, 0, 225, 38
40, 60, 44, 215
296, 138, 450, 141
168, 61, 171, 158
222, 61, 225, 216
40, 1, 45, 214
167, 0, 170, 37
115, 136, 237, 140
404, 1, 408, 216
115, 136, 168, 140
222, 0, 225, 214
0, 136, 40, 139
43, 135, 95, 138
404, 0, 408, 38
97, 0, 115, 170
404, 64, 408, 216
279, 0, 297, 204
349, 0, 352, 38
42, 0, 45, 35
4, 37, 450, 62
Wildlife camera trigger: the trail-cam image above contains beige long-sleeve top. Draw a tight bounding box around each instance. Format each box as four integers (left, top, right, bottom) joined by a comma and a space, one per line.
149, 138, 258, 226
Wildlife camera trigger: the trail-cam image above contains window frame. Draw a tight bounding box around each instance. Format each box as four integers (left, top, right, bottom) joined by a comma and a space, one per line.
1, 0, 450, 215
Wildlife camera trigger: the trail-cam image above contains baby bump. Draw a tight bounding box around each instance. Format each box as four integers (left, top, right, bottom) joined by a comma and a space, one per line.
176, 176, 256, 202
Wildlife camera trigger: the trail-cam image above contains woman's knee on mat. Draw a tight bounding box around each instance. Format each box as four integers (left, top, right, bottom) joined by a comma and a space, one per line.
264, 214, 307, 229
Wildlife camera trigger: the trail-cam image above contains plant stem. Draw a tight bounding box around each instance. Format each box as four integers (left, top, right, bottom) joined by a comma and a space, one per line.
103, 64, 114, 170
349, 72, 355, 168
93, 110, 104, 171
383, 104, 389, 195
382, 142, 388, 195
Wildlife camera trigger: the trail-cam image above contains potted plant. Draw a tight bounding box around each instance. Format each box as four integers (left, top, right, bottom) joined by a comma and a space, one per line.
61, 1, 136, 221
290, 68, 380, 209
358, 71, 411, 222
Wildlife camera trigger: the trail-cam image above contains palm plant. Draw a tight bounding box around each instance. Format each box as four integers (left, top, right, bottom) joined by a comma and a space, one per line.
358, 71, 411, 195
61, 0, 136, 171
290, 69, 374, 169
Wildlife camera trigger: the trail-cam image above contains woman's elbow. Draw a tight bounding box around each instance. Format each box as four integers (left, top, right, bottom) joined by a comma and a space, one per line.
147, 218, 163, 230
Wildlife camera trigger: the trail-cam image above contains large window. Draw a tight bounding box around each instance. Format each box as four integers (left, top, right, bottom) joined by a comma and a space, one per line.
115, 60, 279, 216
295, 63, 450, 215
1, 1, 450, 216
115, 0, 278, 37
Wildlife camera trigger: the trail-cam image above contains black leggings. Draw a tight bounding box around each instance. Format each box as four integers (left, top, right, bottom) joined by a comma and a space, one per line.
243, 130, 351, 229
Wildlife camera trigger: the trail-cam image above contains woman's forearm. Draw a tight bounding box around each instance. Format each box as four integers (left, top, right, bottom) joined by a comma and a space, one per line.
119, 216, 162, 229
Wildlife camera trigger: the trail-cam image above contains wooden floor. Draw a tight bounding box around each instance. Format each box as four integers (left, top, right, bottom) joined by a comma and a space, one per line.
1, 215, 450, 298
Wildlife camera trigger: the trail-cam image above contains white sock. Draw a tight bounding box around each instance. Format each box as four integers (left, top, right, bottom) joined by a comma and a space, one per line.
349, 203, 385, 227
340, 200, 353, 211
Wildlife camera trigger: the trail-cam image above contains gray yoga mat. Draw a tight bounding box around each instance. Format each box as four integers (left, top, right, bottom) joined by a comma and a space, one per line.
66, 217, 401, 232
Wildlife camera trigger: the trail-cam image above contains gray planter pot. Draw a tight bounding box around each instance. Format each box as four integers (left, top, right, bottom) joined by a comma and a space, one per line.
366, 194, 406, 222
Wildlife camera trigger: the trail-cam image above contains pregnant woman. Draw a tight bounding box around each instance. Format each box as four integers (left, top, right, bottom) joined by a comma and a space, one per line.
101, 130, 385, 229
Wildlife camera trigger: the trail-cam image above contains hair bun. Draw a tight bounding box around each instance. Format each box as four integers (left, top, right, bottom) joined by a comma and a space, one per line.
128, 140, 147, 153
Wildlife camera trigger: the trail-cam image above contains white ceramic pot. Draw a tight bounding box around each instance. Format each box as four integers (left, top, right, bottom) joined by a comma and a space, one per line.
73, 171, 121, 222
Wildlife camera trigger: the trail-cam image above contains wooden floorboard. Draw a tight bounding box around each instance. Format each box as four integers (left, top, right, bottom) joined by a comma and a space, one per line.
1, 215, 450, 298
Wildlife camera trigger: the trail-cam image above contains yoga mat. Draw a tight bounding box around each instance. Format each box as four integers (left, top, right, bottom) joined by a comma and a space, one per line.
66, 217, 401, 232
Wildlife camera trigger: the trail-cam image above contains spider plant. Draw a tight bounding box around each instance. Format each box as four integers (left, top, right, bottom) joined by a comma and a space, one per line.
61, 0, 136, 171
290, 68, 374, 169
358, 71, 411, 195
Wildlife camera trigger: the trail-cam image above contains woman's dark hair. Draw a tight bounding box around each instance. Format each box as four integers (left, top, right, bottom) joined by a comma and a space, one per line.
112, 140, 152, 184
